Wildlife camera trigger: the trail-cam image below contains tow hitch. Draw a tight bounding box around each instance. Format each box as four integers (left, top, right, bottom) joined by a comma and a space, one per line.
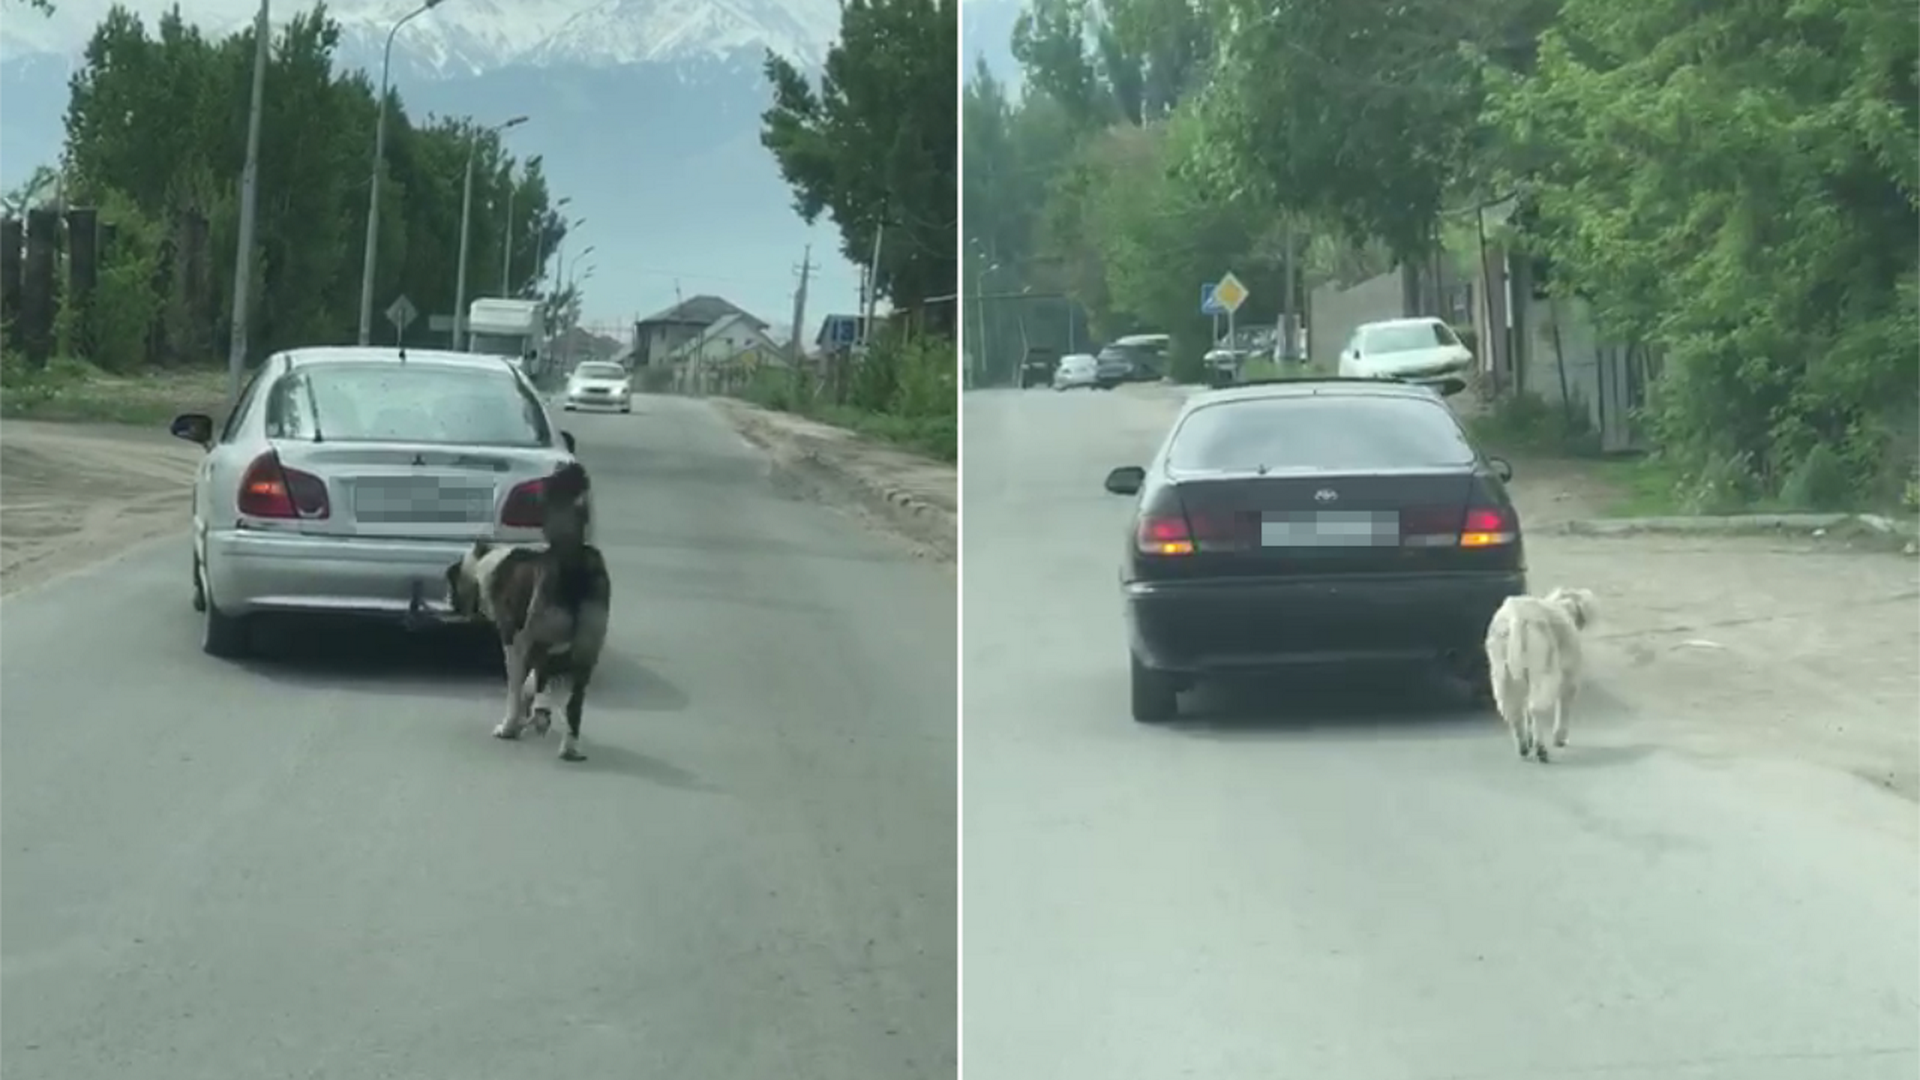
402, 579, 432, 632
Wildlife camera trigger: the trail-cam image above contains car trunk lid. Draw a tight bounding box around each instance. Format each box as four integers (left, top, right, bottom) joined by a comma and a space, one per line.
1156, 467, 1508, 577
270, 442, 553, 541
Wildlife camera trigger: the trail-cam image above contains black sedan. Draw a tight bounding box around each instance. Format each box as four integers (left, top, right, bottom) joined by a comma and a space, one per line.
1102, 378, 1526, 722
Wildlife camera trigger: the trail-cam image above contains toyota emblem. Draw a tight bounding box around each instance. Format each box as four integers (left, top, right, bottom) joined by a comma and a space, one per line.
1314, 489, 1339, 502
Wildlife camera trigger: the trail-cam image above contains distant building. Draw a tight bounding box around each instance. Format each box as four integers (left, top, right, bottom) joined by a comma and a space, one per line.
631, 295, 768, 368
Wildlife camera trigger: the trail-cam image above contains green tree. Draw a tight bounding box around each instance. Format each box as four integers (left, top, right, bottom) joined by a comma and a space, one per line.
761, 0, 958, 310
1481, 0, 1920, 498
54, 2, 563, 367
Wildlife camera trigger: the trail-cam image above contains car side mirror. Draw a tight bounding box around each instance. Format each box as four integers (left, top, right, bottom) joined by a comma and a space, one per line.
1488, 455, 1514, 483
1104, 466, 1146, 496
170, 412, 214, 448
561, 431, 577, 454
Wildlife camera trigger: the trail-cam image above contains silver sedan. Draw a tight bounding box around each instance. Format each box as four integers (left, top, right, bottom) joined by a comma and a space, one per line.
169, 346, 585, 658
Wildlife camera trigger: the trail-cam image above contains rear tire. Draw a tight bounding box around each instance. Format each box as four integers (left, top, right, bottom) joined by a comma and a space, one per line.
199, 563, 250, 659
1130, 654, 1179, 723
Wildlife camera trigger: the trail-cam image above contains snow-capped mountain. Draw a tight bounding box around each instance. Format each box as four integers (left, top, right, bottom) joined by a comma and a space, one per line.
0, 0, 861, 334
1, 0, 841, 71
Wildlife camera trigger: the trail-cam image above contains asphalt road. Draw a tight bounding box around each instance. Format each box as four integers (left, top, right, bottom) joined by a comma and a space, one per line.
960, 386, 1919, 1080
0, 395, 956, 1079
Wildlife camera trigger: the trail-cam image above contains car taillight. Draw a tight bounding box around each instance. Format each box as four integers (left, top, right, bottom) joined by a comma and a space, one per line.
1459, 506, 1517, 547
1135, 514, 1194, 556
1400, 505, 1517, 547
502, 477, 545, 528
238, 451, 329, 519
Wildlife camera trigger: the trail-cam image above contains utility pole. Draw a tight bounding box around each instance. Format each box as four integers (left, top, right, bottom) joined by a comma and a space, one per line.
227, 0, 269, 405
788, 244, 816, 397
1281, 217, 1299, 361
860, 219, 885, 348
451, 133, 477, 349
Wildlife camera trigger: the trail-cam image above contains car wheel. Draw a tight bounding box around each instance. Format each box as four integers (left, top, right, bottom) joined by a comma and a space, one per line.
1130, 654, 1179, 723
201, 590, 251, 659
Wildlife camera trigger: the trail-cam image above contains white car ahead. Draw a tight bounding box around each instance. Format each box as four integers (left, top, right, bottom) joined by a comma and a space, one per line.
564, 361, 632, 413
1052, 353, 1099, 390
1337, 317, 1474, 392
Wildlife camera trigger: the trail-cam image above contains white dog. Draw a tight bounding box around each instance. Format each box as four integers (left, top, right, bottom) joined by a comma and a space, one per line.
1484, 587, 1599, 763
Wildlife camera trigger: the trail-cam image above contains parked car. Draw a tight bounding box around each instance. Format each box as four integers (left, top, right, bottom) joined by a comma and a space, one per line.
1337, 317, 1474, 393
564, 360, 633, 413
169, 347, 584, 659
1203, 347, 1244, 387
1093, 334, 1171, 388
1052, 353, 1100, 391
1019, 347, 1062, 389
1101, 377, 1525, 722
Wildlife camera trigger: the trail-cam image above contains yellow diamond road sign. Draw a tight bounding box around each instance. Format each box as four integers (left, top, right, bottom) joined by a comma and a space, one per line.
1212, 272, 1249, 315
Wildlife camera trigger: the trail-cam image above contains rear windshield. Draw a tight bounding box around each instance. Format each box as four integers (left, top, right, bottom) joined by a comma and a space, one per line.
574, 363, 626, 379
1361, 322, 1459, 354
264, 363, 552, 447
1167, 395, 1476, 473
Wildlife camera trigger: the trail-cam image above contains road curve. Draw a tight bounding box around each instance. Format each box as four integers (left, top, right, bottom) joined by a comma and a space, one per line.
1, 395, 956, 1080
960, 386, 1918, 1080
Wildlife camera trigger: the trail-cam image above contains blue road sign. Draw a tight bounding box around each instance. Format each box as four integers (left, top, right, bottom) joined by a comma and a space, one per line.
1201, 283, 1225, 316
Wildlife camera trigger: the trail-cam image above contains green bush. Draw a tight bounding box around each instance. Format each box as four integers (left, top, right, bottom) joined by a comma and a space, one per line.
1778, 444, 1852, 512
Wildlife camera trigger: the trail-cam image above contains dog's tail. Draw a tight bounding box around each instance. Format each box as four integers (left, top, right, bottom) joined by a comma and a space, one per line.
542, 461, 592, 553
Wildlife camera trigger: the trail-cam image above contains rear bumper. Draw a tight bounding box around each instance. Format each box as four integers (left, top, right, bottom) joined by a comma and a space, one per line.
204, 528, 486, 623
1124, 570, 1526, 673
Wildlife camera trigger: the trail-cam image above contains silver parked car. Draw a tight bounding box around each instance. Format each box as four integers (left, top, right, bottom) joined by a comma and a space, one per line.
168, 347, 584, 658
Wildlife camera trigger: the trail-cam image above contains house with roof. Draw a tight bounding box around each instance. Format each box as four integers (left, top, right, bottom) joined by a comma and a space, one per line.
631, 295, 768, 368
667, 311, 790, 394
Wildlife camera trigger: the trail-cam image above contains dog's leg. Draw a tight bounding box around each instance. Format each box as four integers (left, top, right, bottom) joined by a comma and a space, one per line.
1553, 688, 1571, 749
557, 664, 592, 762
529, 658, 555, 736
1532, 705, 1551, 763
494, 635, 531, 740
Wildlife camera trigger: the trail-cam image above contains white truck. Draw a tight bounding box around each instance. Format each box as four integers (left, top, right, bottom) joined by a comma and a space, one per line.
464, 298, 545, 374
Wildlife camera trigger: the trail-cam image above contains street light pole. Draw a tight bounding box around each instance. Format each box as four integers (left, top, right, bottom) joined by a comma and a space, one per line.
227, 0, 270, 404
451, 144, 477, 350
355, 0, 446, 346
452, 115, 527, 349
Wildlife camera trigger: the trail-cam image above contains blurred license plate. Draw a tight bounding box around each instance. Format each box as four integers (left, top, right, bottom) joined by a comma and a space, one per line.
1261, 510, 1399, 548
354, 478, 493, 524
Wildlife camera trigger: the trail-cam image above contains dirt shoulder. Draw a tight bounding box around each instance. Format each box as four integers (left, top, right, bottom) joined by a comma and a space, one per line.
712, 397, 957, 563
0, 421, 201, 596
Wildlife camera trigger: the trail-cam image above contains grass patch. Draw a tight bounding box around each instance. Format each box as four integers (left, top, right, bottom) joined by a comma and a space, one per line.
811, 403, 956, 462
733, 337, 957, 464
2, 356, 230, 426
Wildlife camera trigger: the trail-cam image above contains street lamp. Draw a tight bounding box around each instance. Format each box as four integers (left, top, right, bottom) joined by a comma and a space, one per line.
502, 153, 542, 295
554, 233, 590, 303
226, 0, 269, 404
355, 0, 450, 346
452, 114, 529, 348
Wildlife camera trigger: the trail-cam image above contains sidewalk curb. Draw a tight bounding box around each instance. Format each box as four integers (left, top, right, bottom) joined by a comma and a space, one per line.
719, 400, 957, 562
1556, 512, 1919, 549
